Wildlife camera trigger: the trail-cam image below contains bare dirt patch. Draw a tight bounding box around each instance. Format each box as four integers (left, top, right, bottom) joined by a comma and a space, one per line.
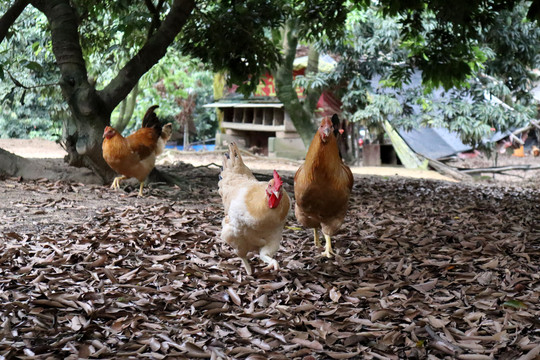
447, 151, 540, 187
159, 149, 457, 182
0, 138, 66, 159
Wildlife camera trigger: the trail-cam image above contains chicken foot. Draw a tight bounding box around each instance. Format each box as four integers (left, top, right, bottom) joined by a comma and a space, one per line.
111, 176, 127, 190
260, 254, 279, 272
321, 233, 334, 258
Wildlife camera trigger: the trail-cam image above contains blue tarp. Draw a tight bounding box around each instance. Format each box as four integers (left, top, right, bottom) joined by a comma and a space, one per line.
166, 144, 215, 152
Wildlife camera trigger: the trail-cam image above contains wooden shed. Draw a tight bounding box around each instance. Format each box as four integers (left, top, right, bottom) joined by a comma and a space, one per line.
206, 54, 342, 159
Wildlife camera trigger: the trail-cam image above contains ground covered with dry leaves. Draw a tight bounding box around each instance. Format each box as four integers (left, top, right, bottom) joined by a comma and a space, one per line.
0, 162, 539, 360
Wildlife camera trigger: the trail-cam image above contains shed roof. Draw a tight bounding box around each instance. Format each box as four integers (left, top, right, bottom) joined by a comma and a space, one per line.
398, 127, 471, 159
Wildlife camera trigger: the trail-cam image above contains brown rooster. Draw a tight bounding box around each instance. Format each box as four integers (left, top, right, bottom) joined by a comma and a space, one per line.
102, 105, 172, 196
294, 114, 353, 257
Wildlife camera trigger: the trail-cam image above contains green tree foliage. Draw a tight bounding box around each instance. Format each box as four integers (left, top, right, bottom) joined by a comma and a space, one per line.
1, 0, 540, 178
127, 56, 216, 142
0, 6, 65, 139
179, 0, 349, 97
319, 3, 540, 147
371, 0, 540, 90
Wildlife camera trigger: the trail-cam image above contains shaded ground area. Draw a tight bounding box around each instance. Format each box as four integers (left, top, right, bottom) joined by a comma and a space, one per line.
0, 138, 456, 182
1, 162, 539, 359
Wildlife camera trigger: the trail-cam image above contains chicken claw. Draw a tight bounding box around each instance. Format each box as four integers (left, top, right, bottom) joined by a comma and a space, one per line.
111, 176, 127, 190
321, 234, 334, 258
260, 256, 280, 272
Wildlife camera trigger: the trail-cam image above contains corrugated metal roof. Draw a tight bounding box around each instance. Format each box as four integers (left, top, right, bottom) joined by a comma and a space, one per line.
398, 127, 471, 159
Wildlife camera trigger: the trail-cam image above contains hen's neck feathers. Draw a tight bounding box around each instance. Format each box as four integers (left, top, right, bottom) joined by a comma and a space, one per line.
244, 184, 289, 221
104, 133, 126, 147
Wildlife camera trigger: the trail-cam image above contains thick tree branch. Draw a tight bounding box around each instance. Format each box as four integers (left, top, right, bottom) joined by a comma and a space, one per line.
275, 19, 317, 147
460, 164, 540, 175
275, 19, 299, 106
32, 0, 106, 119
302, 46, 322, 115
99, 0, 195, 111
0, 0, 30, 43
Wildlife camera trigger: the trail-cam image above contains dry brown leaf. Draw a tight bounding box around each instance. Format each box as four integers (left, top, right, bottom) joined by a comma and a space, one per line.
1, 167, 538, 359
291, 338, 324, 351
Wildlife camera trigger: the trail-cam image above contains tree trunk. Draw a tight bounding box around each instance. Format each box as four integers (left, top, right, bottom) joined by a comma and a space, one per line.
21, 0, 194, 181
113, 82, 139, 134
183, 121, 189, 150
274, 19, 321, 148
62, 99, 113, 181
30, 0, 113, 181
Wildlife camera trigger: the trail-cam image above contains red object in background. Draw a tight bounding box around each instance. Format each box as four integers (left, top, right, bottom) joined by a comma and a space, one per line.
457, 150, 480, 159
358, 138, 364, 148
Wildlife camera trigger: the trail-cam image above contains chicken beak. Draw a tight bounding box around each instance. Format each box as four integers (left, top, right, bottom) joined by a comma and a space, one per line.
323, 127, 331, 137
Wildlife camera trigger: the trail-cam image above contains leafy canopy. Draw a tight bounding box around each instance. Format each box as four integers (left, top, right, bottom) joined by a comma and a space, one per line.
318, 2, 540, 147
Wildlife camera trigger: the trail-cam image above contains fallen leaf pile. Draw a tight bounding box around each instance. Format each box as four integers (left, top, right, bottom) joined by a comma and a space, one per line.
0, 164, 539, 359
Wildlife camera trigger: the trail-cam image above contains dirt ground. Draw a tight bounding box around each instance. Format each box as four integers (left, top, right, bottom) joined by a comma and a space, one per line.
5, 137, 540, 186
0, 138, 67, 159
0, 139, 539, 359
0, 138, 456, 182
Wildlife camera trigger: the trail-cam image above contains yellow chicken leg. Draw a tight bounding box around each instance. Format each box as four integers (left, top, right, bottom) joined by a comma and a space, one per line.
241, 257, 252, 275
111, 176, 127, 190
138, 182, 145, 197
313, 229, 321, 247
321, 233, 334, 258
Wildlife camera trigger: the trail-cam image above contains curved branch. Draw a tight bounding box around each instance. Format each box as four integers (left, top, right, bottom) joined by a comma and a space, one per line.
99, 0, 195, 111
0, 0, 30, 43
7, 69, 59, 89
275, 19, 317, 146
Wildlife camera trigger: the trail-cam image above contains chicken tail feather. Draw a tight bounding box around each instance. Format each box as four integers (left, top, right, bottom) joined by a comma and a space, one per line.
161, 123, 173, 142
221, 142, 254, 180
142, 105, 161, 130
222, 142, 242, 170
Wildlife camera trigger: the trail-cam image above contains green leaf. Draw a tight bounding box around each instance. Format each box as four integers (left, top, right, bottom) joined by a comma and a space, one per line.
503, 300, 527, 309
20, 60, 43, 73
